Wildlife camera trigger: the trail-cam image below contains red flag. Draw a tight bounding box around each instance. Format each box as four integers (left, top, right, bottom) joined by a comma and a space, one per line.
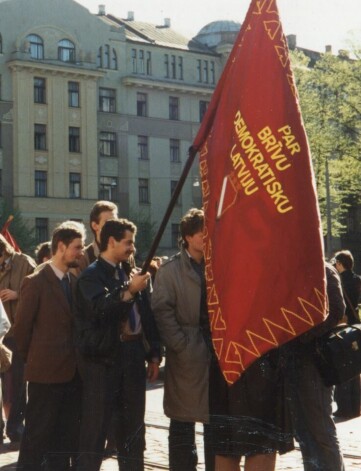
193, 0, 327, 384
1, 215, 21, 252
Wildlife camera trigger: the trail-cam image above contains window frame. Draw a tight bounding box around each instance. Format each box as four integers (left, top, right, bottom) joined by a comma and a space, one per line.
27, 34, 44, 60
68, 81, 80, 108
69, 172, 81, 199
99, 131, 117, 157
35, 170, 47, 197
99, 87, 116, 113
138, 178, 150, 204
34, 77, 46, 104
69, 126, 80, 153
58, 39, 75, 63
34, 124, 46, 150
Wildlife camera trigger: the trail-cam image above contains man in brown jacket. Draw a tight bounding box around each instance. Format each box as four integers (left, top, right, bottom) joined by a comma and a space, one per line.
0, 234, 36, 444
13, 221, 85, 470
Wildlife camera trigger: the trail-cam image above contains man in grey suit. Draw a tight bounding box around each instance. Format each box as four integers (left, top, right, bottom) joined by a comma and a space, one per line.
14, 221, 86, 470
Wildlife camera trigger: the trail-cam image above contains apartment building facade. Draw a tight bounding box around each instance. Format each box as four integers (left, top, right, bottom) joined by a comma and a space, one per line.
0, 0, 236, 253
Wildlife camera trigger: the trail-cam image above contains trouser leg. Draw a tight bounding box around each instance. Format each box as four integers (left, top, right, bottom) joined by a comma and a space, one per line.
77, 359, 116, 471
116, 340, 146, 471
285, 350, 345, 471
169, 419, 197, 471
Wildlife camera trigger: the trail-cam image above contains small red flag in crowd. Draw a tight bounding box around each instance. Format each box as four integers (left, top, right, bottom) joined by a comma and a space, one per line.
1, 215, 21, 252
192, 0, 327, 384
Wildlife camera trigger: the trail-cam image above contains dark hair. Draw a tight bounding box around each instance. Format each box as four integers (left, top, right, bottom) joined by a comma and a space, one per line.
179, 208, 204, 249
0, 234, 15, 257
99, 218, 137, 253
34, 241, 51, 264
51, 221, 86, 255
334, 250, 354, 271
89, 200, 118, 236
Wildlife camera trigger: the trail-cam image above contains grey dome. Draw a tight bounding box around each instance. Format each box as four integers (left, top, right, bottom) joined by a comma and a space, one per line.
194, 20, 241, 48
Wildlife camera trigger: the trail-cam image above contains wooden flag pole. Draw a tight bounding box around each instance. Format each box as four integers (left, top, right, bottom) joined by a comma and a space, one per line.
141, 146, 198, 274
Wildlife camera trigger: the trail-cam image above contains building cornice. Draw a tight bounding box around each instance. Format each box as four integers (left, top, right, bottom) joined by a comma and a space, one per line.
7, 60, 104, 79
122, 75, 214, 96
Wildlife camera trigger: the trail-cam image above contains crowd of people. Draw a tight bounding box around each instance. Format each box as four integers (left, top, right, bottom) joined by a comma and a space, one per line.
0, 201, 360, 471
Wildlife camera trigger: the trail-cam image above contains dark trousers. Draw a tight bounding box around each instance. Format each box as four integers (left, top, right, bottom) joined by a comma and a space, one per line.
3, 336, 26, 440
17, 372, 81, 471
77, 339, 146, 471
334, 375, 361, 417
169, 419, 214, 471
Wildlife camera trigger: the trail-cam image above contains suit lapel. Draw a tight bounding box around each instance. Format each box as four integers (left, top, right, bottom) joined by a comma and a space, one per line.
42, 265, 72, 317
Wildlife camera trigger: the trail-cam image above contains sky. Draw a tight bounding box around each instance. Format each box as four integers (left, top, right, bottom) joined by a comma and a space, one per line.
76, 0, 361, 55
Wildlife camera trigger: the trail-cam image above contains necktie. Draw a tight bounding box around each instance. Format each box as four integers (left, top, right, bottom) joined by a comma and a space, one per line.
116, 266, 136, 332
61, 275, 72, 306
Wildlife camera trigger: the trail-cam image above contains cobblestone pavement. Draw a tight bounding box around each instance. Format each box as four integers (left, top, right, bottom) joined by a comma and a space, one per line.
1, 378, 361, 470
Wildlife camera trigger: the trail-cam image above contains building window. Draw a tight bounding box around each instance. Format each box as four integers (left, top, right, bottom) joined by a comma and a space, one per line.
170, 139, 180, 163
111, 49, 117, 70
35, 170, 47, 197
34, 77, 46, 104
58, 39, 75, 63
171, 223, 179, 248
27, 34, 44, 59
99, 132, 116, 156
104, 44, 110, 69
139, 50, 144, 74
131, 49, 137, 73
210, 61, 215, 84
68, 81, 79, 107
146, 52, 152, 75
69, 127, 80, 153
97, 46, 102, 67
199, 100, 209, 122
0, 123, 2, 148
171, 180, 181, 205
99, 176, 118, 201
99, 88, 116, 113
137, 92, 147, 117
171, 55, 176, 79
203, 60, 209, 83
197, 59, 202, 82
35, 217, 49, 242
139, 178, 150, 204
164, 54, 169, 78
0, 75, 2, 100
178, 57, 183, 80
138, 135, 148, 160
69, 172, 81, 198
169, 96, 179, 120
34, 124, 46, 150
0, 169, 2, 196
0, 34, 3, 54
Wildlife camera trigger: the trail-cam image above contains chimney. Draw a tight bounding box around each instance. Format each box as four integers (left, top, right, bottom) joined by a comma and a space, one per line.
325, 45, 332, 54
127, 11, 134, 21
164, 18, 171, 28
287, 34, 297, 50
98, 4, 106, 15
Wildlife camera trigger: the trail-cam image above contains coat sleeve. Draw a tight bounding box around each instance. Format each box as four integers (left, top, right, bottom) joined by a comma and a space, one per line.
151, 265, 188, 354
75, 268, 132, 324
13, 276, 40, 362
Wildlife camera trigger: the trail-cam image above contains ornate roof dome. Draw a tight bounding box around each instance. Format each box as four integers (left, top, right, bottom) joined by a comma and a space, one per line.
193, 20, 241, 48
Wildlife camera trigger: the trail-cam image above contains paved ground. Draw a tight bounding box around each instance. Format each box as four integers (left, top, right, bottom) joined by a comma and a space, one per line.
1, 377, 361, 470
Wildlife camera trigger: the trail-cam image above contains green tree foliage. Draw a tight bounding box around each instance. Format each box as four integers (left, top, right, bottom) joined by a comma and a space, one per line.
0, 199, 37, 255
290, 50, 361, 237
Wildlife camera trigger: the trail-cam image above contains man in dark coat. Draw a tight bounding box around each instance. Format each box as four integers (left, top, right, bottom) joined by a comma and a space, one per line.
75, 218, 160, 471
333, 249, 361, 418
13, 221, 86, 470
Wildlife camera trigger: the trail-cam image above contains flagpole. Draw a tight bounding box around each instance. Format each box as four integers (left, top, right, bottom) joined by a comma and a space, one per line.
140, 146, 198, 274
